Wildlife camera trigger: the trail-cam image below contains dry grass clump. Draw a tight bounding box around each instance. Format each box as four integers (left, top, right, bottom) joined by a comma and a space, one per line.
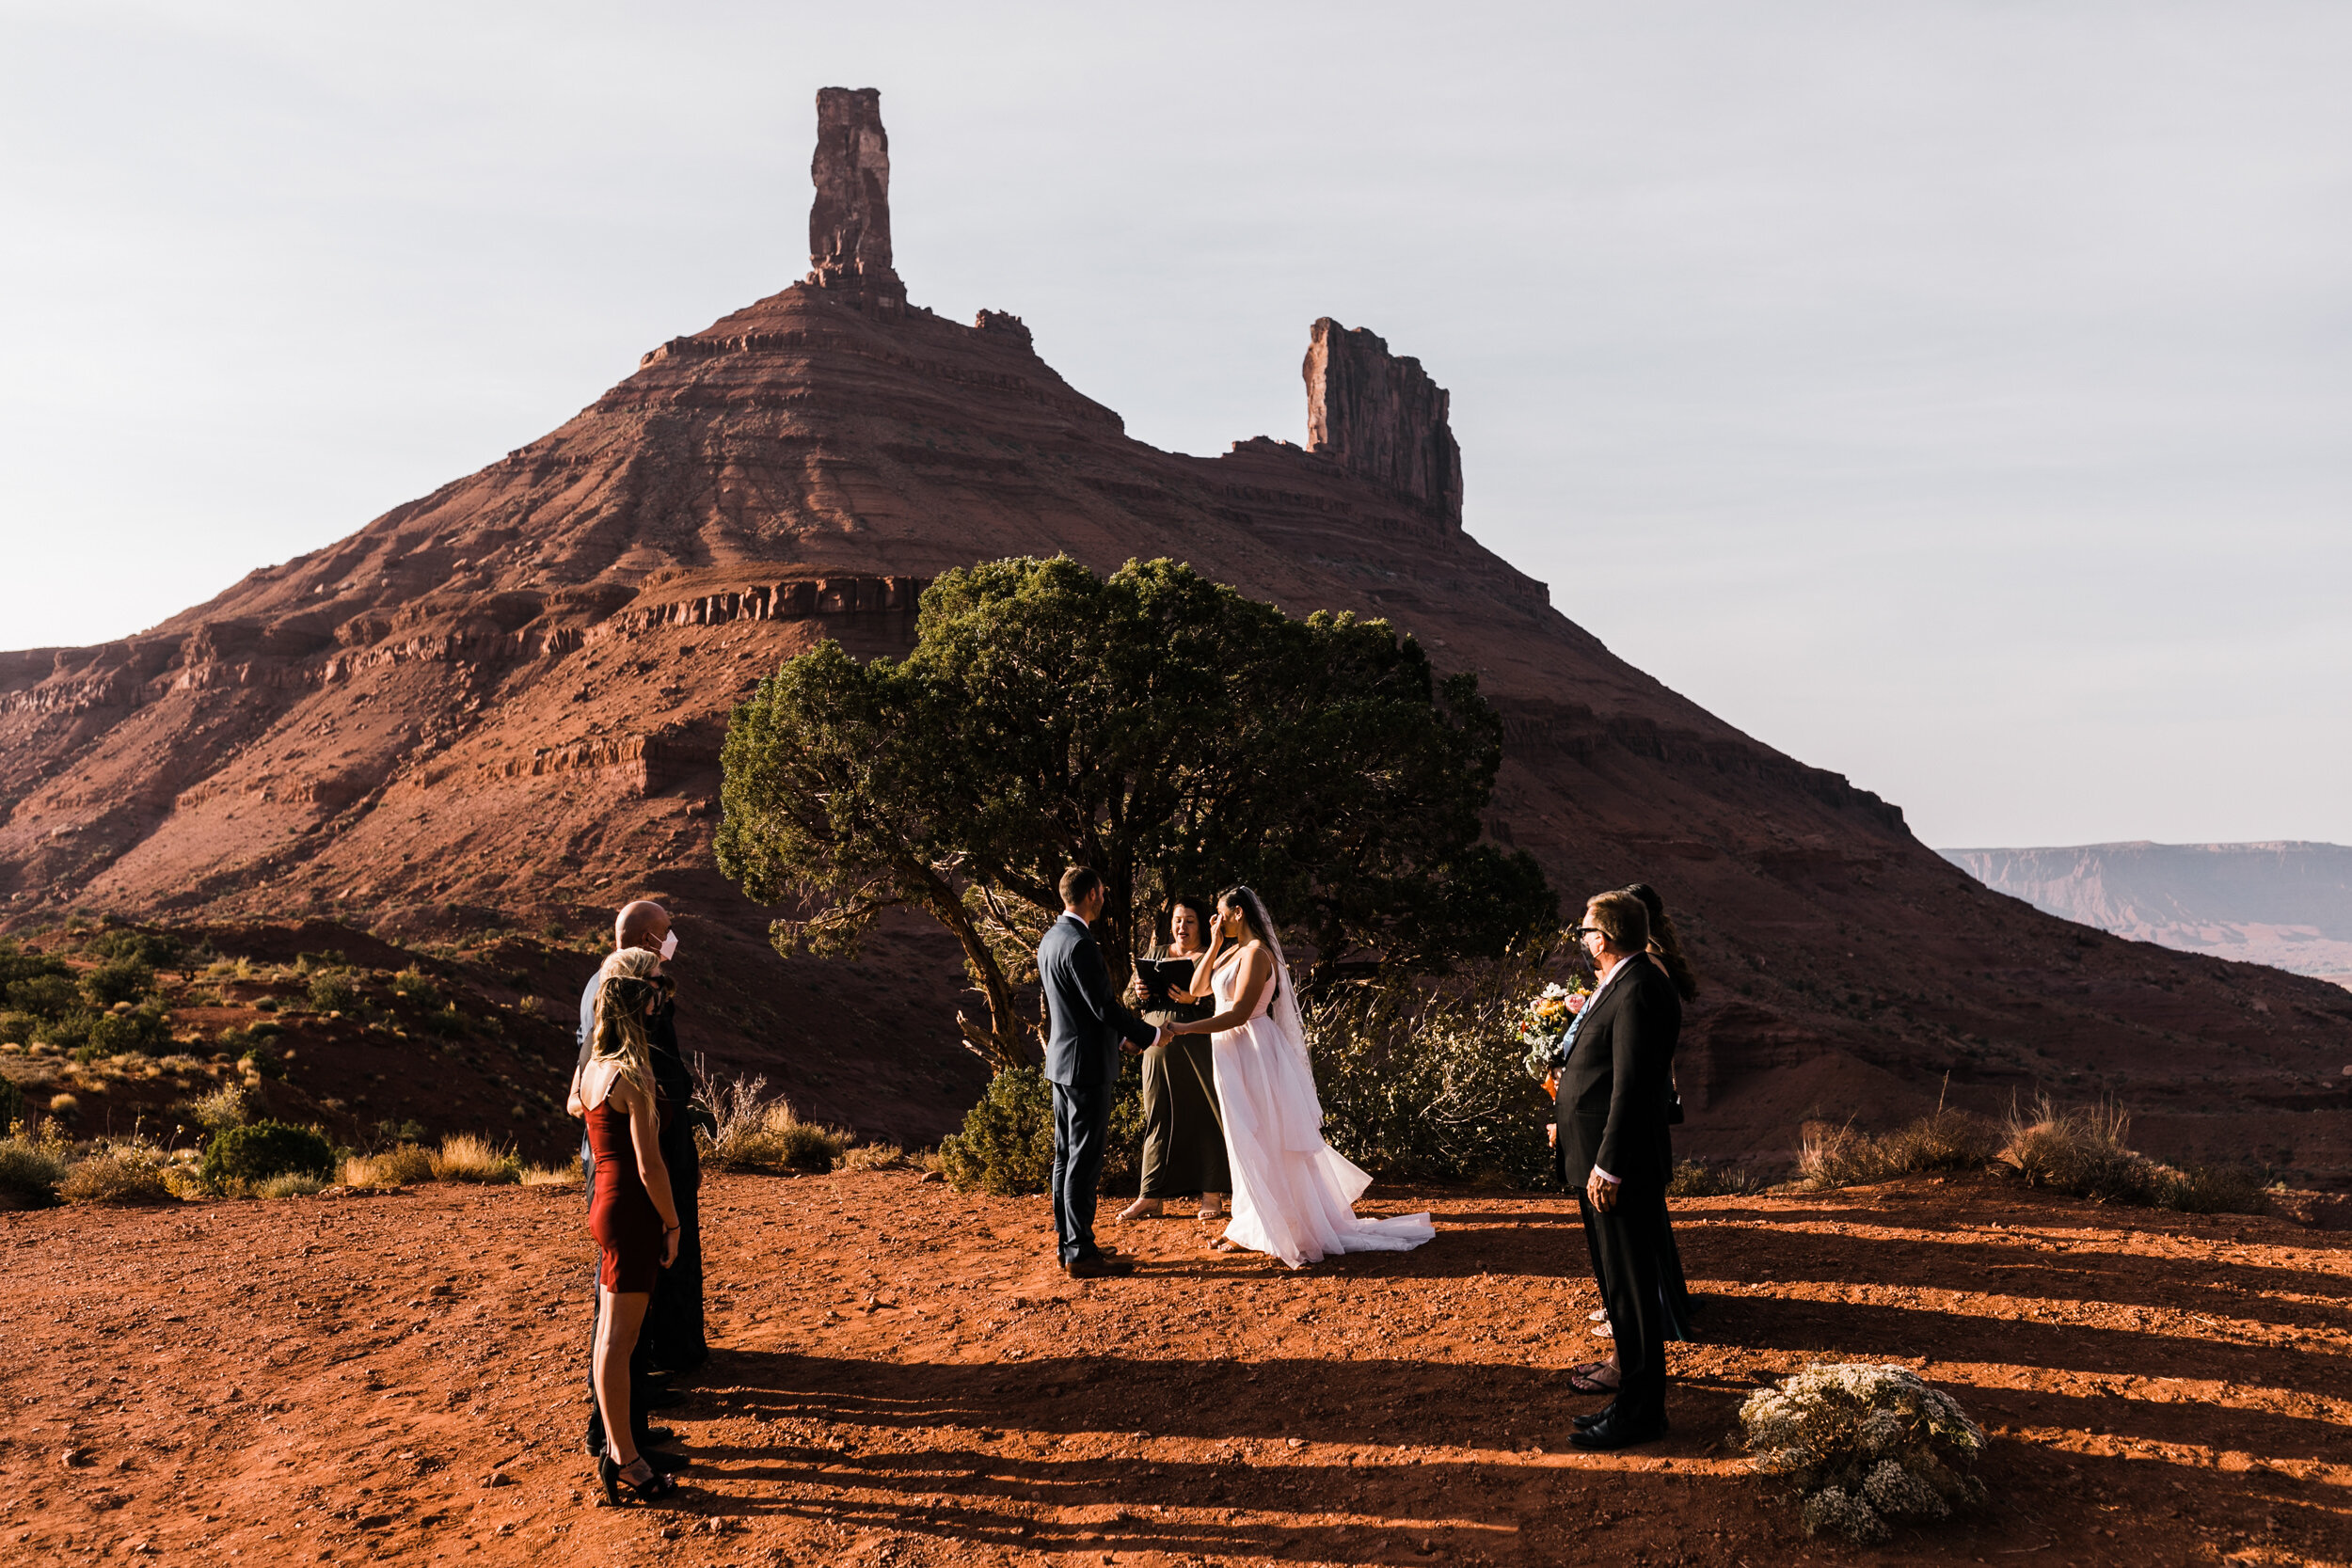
429, 1132, 522, 1184
1668, 1159, 1774, 1197
1802, 1109, 2004, 1190
1999, 1096, 2268, 1214
255, 1171, 327, 1198
698, 1073, 850, 1172
0, 1126, 72, 1208
838, 1142, 910, 1172
1741, 1363, 1988, 1544
183, 1085, 250, 1133
60, 1141, 178, 1204
341, 1144, 436, 1188
521, 1158, 582, 1186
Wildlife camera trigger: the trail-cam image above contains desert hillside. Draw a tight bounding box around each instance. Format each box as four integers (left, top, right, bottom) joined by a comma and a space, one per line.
2, 90, 2348, 1179
2, 1169, 2344, 1566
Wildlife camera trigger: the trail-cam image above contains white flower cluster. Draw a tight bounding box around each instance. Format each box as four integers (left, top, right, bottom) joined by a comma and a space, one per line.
1739, 1362, 1988, 1544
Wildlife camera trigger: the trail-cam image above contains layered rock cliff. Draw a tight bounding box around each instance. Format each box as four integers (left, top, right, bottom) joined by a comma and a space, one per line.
4, 89, 2346, 1173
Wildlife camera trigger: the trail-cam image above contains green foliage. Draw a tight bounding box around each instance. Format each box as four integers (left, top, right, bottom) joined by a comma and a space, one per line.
1306, 955, 1556, 1186
0, 1010, 38, 1045
391, 968, 440, 1006
935, 1061, 1145, 1196
87, 1003, 170, 1056
0, 940, 73, 999
718, 555, 1556, 1070
40, 1010, 98, 1053
85, 928, 185, 973
240, 1043, 286, 1079
0, 1077, 22, 1128
200, 1120, 336, 1190
5, 972, 79, 1019
306, 969, 360, 1012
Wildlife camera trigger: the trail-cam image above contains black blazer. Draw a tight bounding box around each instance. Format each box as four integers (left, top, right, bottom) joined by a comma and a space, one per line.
1038, 913, 1156, 1087
1555, 956, 1682, 1188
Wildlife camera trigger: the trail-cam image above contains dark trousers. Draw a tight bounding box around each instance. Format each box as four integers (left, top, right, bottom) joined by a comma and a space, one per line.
1050, 1080, 1114, 1267
1581, 1182, 1672, 1431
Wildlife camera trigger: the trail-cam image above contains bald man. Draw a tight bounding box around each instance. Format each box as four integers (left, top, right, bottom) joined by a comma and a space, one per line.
572, 899, 708, 1464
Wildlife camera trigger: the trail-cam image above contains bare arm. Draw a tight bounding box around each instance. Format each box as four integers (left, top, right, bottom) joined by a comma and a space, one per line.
620, 1076, 682, 1261
1171, 945, 1271, 1035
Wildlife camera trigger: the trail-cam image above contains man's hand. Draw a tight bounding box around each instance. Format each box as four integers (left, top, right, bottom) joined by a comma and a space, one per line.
1153, 1023, 1174, 1049
1585, 1169, 1620, 1212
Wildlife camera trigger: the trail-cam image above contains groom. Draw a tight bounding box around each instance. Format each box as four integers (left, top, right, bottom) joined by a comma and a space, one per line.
1040, 865, 1168, 1279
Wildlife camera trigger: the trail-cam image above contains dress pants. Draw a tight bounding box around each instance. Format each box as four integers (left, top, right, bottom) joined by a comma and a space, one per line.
1050, 1080, 1114, 1267
1580, 1181, 1672, 1431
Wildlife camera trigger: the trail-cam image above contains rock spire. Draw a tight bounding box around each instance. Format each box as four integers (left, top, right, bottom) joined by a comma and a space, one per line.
1304, 317, 1463, 530
807, 87, 902, 309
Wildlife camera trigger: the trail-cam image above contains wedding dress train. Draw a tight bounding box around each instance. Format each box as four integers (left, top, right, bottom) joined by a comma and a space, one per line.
1211, 956, 1435, 1268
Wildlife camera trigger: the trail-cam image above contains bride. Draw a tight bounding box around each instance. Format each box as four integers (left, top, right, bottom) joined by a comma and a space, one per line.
1166, 887, 1435, 1267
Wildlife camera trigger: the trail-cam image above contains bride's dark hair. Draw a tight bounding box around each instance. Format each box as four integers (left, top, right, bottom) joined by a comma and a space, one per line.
1216, 885, 1280, 1001
1619, 881, 1700, 1001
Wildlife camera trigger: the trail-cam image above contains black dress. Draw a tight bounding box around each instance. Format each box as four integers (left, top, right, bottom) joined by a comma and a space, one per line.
642, 995, 707, 1372
1134, 945, 1230, 1198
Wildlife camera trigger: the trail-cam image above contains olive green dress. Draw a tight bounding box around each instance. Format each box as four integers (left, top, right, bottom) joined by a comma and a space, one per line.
1135, 943, 1229, 1198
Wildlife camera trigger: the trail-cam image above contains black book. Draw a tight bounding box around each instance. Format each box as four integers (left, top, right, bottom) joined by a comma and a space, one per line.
1136, 956, 1199, 1000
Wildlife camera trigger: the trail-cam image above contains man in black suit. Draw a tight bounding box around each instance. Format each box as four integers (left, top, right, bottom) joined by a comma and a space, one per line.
1556, 889, 1682, 1449
1039, 865, 1168, 1279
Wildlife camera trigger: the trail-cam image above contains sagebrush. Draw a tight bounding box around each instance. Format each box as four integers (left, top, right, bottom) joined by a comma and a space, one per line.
697, 1072, 850, 1173
1741, 1363, 1988, 1544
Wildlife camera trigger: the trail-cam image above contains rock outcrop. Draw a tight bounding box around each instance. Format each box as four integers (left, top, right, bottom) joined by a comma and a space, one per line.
807, 86, 903, 312
2, 88, 2346, 1171
1304, 317, 1464, 529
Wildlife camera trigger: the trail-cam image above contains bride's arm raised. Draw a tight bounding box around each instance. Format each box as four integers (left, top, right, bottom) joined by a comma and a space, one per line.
1168, 943, 1272, 1035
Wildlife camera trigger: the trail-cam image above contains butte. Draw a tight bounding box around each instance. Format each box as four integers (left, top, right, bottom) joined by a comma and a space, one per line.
3, 87, 2346, 1172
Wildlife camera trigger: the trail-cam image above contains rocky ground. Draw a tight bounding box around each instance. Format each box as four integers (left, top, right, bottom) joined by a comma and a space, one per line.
3, 1171, 2344, 1567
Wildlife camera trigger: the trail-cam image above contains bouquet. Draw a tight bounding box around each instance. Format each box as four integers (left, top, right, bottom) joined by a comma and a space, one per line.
1517, 980, 1590, 1084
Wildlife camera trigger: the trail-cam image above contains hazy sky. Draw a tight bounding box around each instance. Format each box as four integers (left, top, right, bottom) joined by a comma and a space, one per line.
3, 2, 2346, 847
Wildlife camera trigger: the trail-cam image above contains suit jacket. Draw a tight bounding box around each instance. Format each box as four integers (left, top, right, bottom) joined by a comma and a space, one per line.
1556, 955, 1681, 1188
1039, 912, 1156, 1086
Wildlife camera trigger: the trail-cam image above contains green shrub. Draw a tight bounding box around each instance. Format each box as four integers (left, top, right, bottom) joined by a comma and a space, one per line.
937, 1067, 1057, 1195
87, 1004, 170, 1056
0, 1128, 71, 1208
82, 958, 156, 1008
0, 940, 72, 996
307, 970, 360, 1013
0, 1010, 40, 1046
1307, 958, 1554, 1187
240, 1043, 286, 1080
391, 967, 440, 1006
200, 1120, 336, 1191
87, 928, 185, 972
5, 973, 79, 1019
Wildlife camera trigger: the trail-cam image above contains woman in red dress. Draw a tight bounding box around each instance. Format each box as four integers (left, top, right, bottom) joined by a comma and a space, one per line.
579, 955, 683, 1503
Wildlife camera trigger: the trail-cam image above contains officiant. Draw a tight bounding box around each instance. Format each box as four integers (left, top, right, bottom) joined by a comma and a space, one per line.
1119, 894, 1230, 1222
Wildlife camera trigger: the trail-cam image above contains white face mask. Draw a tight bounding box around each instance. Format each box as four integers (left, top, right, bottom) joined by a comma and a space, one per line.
659, 930, 678, 961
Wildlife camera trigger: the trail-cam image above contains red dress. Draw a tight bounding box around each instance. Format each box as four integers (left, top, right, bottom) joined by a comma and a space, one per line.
586, 1092, 665, 1293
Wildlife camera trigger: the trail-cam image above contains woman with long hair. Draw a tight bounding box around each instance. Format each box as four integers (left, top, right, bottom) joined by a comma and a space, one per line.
579, 949, 682, 1504
1119, 894, 1231, 1222
1166, 886, 1434, 1267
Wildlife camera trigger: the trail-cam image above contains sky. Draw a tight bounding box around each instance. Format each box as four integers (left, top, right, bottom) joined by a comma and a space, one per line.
2, 1, 2347, 848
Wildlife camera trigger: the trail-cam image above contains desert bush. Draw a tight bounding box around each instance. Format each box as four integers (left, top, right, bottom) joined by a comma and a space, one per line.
0, 1009, 40, 1046
184, 1085, 251, 1132
5, 971, 79, 1018
1307, 957, 1556, 1187
47, 1092, 82, 1124
201, 1120, 336, 1191
1741, 1363, 1988, 1544
839, 1142, 910, 1172
0, 1126, 71, 1208
697, 1072, 851, 1173
86, 927, 185, 973
2000, 1097, 2152, 1201
61, 1142, 177, 1204
935, 1067, 1057, 1195
422, 1005, 470, 1038
0, 1076, 22, 1128
255, 1172, 326, 1198
1668, 1159, 1774, 1197
521, 1158, 583, 1186
430, 1132, 521, 1184
82, 957, 156, 1008
307, 970, 361, 1013
2153, 1163, 2270, 1214
391, 967, 440, 1005
1802, 1109, 2004, 1191
341, 1144, 435, 1187
87, 1003, 170, 1056
239, 1042, 286, 1080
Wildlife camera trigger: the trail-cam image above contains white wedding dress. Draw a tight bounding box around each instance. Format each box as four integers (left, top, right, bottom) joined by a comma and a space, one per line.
1211, 949, 1435, 1268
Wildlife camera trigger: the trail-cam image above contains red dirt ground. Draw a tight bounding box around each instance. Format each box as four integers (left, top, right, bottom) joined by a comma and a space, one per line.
3, 1172, 2344, 1567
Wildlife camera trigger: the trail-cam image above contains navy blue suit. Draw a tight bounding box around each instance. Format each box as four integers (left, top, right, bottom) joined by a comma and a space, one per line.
1038, 911, 1157, 1266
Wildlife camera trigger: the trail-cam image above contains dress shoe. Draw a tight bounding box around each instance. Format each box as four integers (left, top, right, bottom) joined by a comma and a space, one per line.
1568, 1415, 1668, 1452
1572, 1403, 1617, 1432
1065, 1254, 1136, 1279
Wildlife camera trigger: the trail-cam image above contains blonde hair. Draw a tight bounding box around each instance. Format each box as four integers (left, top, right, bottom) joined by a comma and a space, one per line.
588, 948, 662, 1109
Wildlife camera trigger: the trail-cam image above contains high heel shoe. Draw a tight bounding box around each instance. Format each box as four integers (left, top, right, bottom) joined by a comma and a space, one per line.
596, 1452, 679, 1505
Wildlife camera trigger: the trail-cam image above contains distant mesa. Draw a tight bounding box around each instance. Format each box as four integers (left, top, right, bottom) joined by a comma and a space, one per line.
1947, 841, 2352, 989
